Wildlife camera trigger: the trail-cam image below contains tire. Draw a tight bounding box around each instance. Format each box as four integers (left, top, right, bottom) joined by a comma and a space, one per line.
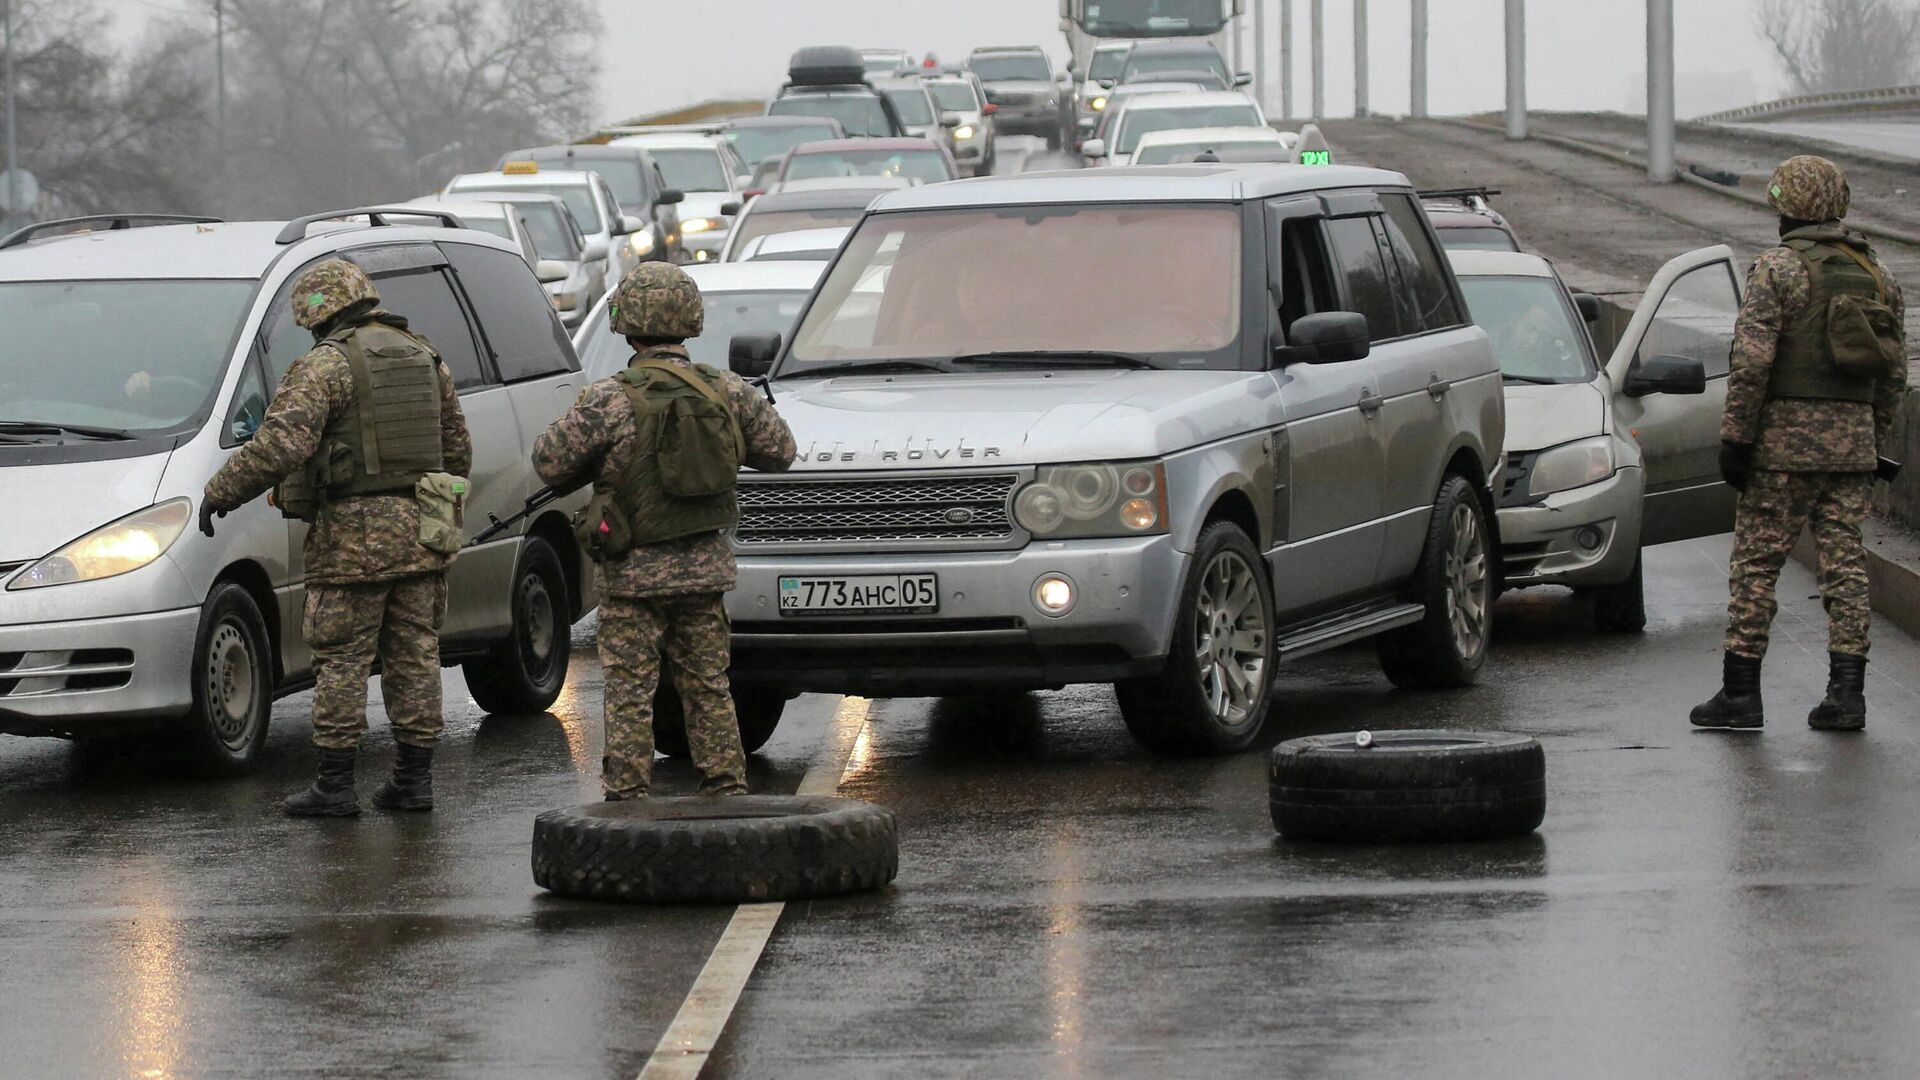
1269, 729, 1546, 843
464, 537, 571, 715
531, 795, 898, 903
1377, 475, 1493, 689
653, 684, 786, 756
1592, 554, 1648, 634
1116, 521, 1275, 756
182, 582, 274, 776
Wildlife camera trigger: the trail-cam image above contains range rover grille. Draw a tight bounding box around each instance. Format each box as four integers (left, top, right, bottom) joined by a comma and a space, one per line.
736, 473, 1020, 547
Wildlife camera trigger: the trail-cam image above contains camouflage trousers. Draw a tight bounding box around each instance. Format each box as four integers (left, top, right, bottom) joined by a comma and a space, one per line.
305, 574, 448, 751
598, 592, 748, 799
1726, 470, 1872, 660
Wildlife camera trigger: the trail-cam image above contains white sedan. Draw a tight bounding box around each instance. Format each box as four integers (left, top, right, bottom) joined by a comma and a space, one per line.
1130, 126, 1297, 165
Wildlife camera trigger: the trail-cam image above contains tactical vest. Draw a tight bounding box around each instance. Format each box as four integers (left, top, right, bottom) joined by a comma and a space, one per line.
275, 322, 444, 520
582, 358, 745, 555
1767, 232, 1897, 404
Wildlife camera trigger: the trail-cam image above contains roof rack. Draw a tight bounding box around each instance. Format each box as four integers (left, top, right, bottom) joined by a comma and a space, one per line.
0, 214, 224, 251
1418, 187, 1501, 203
275, 206, 467, 246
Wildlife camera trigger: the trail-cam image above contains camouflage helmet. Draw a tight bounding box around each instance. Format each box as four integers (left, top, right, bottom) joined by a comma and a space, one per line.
291, 258, 378, 330
1766, 155, 1849, 222
608, 262, 704, 339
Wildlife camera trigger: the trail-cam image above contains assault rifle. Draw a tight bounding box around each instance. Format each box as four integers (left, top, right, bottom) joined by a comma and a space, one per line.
469, 486, 564, 547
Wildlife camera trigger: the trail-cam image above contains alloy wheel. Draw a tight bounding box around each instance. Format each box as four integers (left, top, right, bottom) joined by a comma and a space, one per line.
1444, 502, 1490, 660
1192, 550, 1268, 726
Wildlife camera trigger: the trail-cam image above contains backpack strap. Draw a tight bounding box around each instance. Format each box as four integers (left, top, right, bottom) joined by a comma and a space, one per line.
1831, 243, 1889, 303
634, 359, 747, 464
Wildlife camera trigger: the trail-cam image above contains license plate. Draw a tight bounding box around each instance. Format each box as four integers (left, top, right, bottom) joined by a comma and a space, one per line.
778, 574, 939, 616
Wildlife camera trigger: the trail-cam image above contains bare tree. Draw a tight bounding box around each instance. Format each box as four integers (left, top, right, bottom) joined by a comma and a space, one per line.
1758, 0, 1920, 95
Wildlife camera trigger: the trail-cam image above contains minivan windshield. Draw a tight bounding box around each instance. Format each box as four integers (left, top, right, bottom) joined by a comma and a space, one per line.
581, 290, 812, 377
928, 81, 979, 112
771, 94, 891, 137
788, 204, 1242, 370
650, 148, 731, 193
453, 180, 603, 234
1459, 275, 1595, 383
727, 122, 839, 165
884, 89, 936, 126
1116, 104, 1261, 152
0, 280, 254, 433
1122, 51, 1230, 83
1089, 49, 1130, 80
530, 157, 646, 210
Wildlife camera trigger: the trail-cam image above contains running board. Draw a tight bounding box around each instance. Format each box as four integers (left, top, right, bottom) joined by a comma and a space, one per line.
1275, 601, 1426, 662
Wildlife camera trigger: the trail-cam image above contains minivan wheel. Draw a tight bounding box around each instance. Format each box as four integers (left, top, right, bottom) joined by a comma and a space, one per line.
653, 684, 787, 757
464, 537, 571, 715
184, 582, 273, 775
1592, 554, 1648, 634
1116, 521, 1275, 756
1378, 475, 1492, 689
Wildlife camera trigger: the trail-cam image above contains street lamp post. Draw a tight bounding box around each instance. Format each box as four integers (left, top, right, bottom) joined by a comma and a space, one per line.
4, 0, 18, 221
1280, 0, 1293, 120
1505, 0, 1527, 140
1353, 0, 1368, 118
1647, 0, 1676, 181
1411, 0, 1428, 119
1310, 0, 1323, 120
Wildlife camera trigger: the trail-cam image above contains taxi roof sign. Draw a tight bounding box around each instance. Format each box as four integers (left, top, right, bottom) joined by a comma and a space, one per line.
502, 160, 540, 175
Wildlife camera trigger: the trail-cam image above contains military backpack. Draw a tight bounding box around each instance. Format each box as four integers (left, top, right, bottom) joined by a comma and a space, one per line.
1768, 231, 1905, 403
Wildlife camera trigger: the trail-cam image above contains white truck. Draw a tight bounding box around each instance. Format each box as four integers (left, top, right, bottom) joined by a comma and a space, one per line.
1059, 0, 1244, 77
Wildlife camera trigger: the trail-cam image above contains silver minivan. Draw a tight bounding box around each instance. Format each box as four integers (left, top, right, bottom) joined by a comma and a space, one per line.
0, 211, 595, 772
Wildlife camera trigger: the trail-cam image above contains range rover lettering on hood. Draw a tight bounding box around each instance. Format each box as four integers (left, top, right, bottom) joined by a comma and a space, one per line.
795, 438, 1004, 464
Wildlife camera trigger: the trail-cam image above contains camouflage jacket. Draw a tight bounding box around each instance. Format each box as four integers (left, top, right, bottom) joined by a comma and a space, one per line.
204, 314, 473, 585
531, 344, 797, 599
1722, 226, 1908, 472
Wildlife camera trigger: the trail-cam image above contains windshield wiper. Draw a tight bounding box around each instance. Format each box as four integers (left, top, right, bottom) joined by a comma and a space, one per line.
782, 360, 950, 379
950, 350, 1156, 369
0, 420, 136, 441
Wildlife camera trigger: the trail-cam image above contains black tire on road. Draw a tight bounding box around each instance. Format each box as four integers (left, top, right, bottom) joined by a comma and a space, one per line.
183, 582, 274, 775
1592, 554, 1648, 634
532, 795, 898, 903
464, 537, 571, 715
1269, 729, 1546, 843
1377, 475, 1493, 689
653, 684, 786, 756
1116, 520, 1275, 756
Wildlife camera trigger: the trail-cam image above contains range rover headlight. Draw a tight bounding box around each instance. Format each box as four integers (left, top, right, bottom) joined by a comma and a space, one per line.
9, 499, 192, 590
1527, 436, 1615, 498
1014, 462, 1168, 539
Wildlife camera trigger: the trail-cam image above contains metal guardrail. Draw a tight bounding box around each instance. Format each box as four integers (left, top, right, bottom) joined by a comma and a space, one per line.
1696, 85, 1920, 124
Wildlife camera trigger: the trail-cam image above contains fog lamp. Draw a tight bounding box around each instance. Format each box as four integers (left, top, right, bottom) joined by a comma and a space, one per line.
1034, 574, 1075, 616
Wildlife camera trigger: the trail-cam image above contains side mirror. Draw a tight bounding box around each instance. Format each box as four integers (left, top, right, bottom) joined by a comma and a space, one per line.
534, 259, 571, 284
1571, 291, 1601, 322
721, 201, 743, 217
657, 188, 686, 206
613, 214, 646, 236
1098, 78, 1115, 89
582, 238, 609, 263
1081, 138, 1107, 159
1234, 72, 1254, 87
1622, 353, 1706, 397
730, 331, 781, 377
940, 112, 962, 129
982, 102, 1000, 115
1274, 311, 1371, 366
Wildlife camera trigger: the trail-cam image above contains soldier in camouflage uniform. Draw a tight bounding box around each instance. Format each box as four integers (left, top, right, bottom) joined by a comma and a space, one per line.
533, 263, 796, 800
202, 259, 472, 813
1692, 156, 1907, 732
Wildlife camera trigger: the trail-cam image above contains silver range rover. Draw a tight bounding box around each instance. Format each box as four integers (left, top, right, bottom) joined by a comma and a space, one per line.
724, 165, 1505, 755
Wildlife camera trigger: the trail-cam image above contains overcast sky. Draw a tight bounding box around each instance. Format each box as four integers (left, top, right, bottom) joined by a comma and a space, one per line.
114, 0, 1784, 127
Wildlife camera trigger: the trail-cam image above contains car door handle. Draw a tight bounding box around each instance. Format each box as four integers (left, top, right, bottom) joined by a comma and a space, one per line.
1426, 376, 1452, 398
1358, 391, 1385, 414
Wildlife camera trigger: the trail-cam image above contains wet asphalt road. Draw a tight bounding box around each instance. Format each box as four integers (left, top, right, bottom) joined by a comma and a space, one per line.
6, 536, 1920, 1078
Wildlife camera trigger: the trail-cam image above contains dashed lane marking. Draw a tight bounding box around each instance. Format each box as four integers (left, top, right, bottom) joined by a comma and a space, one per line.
635, 696, 874, 1080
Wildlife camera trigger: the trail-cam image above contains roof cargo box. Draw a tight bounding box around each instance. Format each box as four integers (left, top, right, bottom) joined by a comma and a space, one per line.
790, 46, 867, 87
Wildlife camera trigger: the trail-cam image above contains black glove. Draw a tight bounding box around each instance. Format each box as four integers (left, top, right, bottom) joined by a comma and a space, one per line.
1877, 456, 1903, 484
198, 500, 228, 538
1719, 441, 1753, 494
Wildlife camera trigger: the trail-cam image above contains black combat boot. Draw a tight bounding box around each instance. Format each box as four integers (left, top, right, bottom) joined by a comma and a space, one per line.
371, 742, 435, 810
281, 748, 361, 817
1808, 652, 1867, 732
1690, 653, 1765, 729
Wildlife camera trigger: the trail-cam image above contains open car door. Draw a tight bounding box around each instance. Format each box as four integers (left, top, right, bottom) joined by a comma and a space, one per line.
1605, 245, 1742, 546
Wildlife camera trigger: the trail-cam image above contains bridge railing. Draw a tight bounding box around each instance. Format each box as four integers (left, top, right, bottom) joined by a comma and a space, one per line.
1696, 85, 1920, 124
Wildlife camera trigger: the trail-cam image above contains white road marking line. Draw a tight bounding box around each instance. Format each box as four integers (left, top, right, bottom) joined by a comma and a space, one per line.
635, 696, 874, 1080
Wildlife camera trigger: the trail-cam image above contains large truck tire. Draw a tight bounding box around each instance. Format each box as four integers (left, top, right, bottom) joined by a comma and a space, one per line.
532, 795, 898, 903
1269, 730, 1545, 843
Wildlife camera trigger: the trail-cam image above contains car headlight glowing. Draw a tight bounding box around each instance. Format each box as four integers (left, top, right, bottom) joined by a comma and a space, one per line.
1013, 462, 1168, 539
954, 124, 976, 140
9, 499, 191, 590
1091, 96, 1108, 111
1527, 435, 1615, 498
627, 230, 656, 255
681, 217, 726, 235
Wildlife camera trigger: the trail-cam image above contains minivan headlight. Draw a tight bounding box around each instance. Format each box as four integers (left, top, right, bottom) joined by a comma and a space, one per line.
1527, 436, 1615, 498
628, 230, 656, 256
8, 499, 192, 590
1014, 462, 1168, 540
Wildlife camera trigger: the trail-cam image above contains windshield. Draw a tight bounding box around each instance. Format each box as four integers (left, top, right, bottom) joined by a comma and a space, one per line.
1122, 52, 1229, 82
582, 290, 812, 378
650, 148, 730, 192
507, 203, 578, 260
970, 55, 1050, 81
727, 123, 838, 165
1437, 225, 1520, 252
928, 81, 979, 112
453, 180, 602, 235
0, 280, 254, 433
1081, 0, 1227, 36
771, 93, 891, 137
463, 217, 512, 241
1089, 49, 1129, 80
787, 149, 951, 184
789, 204, 1242, 369
733, 206, 868, 253
885, 89, 936, 126
532, 158, 645, 210
1460, 275, 1594, 383
1116, 104, 1260, 152
1133, 139, 1266, 164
